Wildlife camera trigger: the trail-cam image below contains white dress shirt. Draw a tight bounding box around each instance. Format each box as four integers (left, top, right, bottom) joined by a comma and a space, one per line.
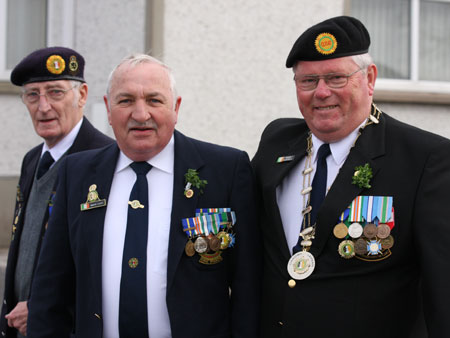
102, 136, 174, 338
277, 124, 365, 255
41, 118, 82, 162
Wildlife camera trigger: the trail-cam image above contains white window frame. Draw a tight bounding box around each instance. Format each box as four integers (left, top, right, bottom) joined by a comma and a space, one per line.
0, 0, 75, 82
374, 0, 450, 103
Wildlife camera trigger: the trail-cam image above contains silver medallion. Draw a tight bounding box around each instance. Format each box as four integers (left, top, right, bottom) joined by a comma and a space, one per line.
348, 222, 363, 238
287, 251, 315, 280
194, 236, 208, 253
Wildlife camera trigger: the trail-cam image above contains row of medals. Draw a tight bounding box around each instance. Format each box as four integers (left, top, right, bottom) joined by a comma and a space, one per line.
334, 221, 394, 258
185, 225, 234, 257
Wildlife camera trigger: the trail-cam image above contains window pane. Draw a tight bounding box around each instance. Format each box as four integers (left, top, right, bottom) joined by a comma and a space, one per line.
420, 1, 450, 81
6, 0, 47, 69
349, 0, 410, 79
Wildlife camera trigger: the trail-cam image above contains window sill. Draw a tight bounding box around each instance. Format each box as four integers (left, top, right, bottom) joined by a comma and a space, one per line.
374, 79, 450, 105
0, 81, 20, 95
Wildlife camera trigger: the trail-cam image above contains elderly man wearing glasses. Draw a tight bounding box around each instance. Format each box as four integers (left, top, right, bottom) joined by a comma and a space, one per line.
0, 47, 113, 338
252, 16, 450, 338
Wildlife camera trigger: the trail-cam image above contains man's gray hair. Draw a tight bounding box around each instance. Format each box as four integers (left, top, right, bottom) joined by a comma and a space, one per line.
105, 54, 178, 105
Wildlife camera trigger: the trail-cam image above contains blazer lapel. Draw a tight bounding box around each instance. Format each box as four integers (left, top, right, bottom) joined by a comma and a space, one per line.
166, 131, 204, 291
310, 116, 386, 259
78, 144, 119, 305
268, 131, 309, 261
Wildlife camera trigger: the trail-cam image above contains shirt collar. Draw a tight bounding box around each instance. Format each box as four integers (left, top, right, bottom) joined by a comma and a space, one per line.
41, 118, 83, 162
116, 134, 175, 174
311, 120, 366, 167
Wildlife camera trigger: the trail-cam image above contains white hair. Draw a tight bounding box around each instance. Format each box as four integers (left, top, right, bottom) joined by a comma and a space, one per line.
105, 53, 178, 108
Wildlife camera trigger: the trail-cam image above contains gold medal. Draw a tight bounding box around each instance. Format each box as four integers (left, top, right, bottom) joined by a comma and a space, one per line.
185, 239, 195, 257
287, 251, 315, 280
333, 222, 348, 239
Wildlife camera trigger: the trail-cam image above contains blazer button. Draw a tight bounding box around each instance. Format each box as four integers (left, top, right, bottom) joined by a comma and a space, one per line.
288, 279, 296, 288
94, 313, 102, 320
278, 321, 284, 326
2, 331, 6, 336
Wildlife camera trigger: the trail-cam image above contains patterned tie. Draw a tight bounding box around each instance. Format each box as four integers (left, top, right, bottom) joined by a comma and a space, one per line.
293, 143, 331, 254
119, 162, 152, 338
36, 151, 54, 179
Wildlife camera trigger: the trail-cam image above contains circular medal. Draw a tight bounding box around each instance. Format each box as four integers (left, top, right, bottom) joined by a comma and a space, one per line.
377, 223, 391, 239
194, 236, 208, 253
363, 223, 377, 239
354, 238, 368, 255
185, 240, 195, 256
333, 222, 348, 239
348, 222, 363, 239
287, 251, 315, 280
380, 235, 394, 249
208, 235, 221, 252
338, 240, 355, 259
217, 231, 231, 250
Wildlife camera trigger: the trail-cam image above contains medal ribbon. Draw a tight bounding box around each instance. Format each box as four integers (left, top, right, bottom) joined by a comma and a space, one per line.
181, 211, 236, 238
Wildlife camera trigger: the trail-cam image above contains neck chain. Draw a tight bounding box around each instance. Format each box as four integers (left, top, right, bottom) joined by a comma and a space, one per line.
298, 103, 382, 252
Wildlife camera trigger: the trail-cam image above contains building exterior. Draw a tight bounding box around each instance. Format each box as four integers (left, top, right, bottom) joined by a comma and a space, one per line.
0, 0, 449, 252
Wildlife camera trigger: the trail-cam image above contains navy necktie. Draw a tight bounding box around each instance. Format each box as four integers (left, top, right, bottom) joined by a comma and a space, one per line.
119, 162, 152, 338
36, 151, 54, 179
293, 143, 331, 254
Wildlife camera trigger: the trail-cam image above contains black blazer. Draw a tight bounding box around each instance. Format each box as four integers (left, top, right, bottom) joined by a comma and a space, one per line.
27, 131, 261, 338
1, 118, 113, 338
251, 112, 450, 338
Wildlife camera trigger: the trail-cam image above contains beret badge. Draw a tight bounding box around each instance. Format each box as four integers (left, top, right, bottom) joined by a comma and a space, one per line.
69, 55, 79, 73
315, 32, 337, 55
46, 55, 65, 74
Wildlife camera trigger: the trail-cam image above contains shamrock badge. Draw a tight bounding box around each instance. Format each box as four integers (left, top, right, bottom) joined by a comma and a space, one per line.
184, 169, 208, 198
352, 163, 372, 189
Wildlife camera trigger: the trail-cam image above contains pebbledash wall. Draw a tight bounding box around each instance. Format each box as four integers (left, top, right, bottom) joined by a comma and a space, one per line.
1, 0, 450, 249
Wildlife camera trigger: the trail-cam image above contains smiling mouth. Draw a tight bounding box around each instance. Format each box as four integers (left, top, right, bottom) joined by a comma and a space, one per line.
315, 105, 338, 111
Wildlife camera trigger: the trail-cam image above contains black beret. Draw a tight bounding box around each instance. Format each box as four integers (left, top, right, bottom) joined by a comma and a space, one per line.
286, 16, 370, 68
10, 46, 85, 86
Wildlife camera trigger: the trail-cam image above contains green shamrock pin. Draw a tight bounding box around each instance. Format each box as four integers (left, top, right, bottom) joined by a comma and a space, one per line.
184, 169, 208, 197
352, 163, 372, 189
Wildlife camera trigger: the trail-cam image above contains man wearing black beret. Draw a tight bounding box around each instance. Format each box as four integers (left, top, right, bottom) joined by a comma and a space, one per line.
1, 47, 113, 337
252, 16, 450, 338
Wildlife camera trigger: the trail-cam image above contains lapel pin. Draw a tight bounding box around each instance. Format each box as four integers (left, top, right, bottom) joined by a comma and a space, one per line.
80, 184, 107, 211
184, 169, 207, 198
276, 155, 295, 163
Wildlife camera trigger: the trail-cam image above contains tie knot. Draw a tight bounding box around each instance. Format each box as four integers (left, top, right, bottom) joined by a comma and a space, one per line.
130, 162, 152, 175
317, 143, 331, 161
37, 151, 55, 179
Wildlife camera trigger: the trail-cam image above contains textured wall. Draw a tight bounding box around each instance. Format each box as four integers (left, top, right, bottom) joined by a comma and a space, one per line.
163, 0, 345, 157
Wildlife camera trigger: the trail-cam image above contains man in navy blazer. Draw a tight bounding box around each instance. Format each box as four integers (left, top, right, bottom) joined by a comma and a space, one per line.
27, 54, 261, 338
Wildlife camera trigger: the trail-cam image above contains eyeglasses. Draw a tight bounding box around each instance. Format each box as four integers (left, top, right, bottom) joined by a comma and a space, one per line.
21, 85, 77, 104
293, 68, 364, 91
